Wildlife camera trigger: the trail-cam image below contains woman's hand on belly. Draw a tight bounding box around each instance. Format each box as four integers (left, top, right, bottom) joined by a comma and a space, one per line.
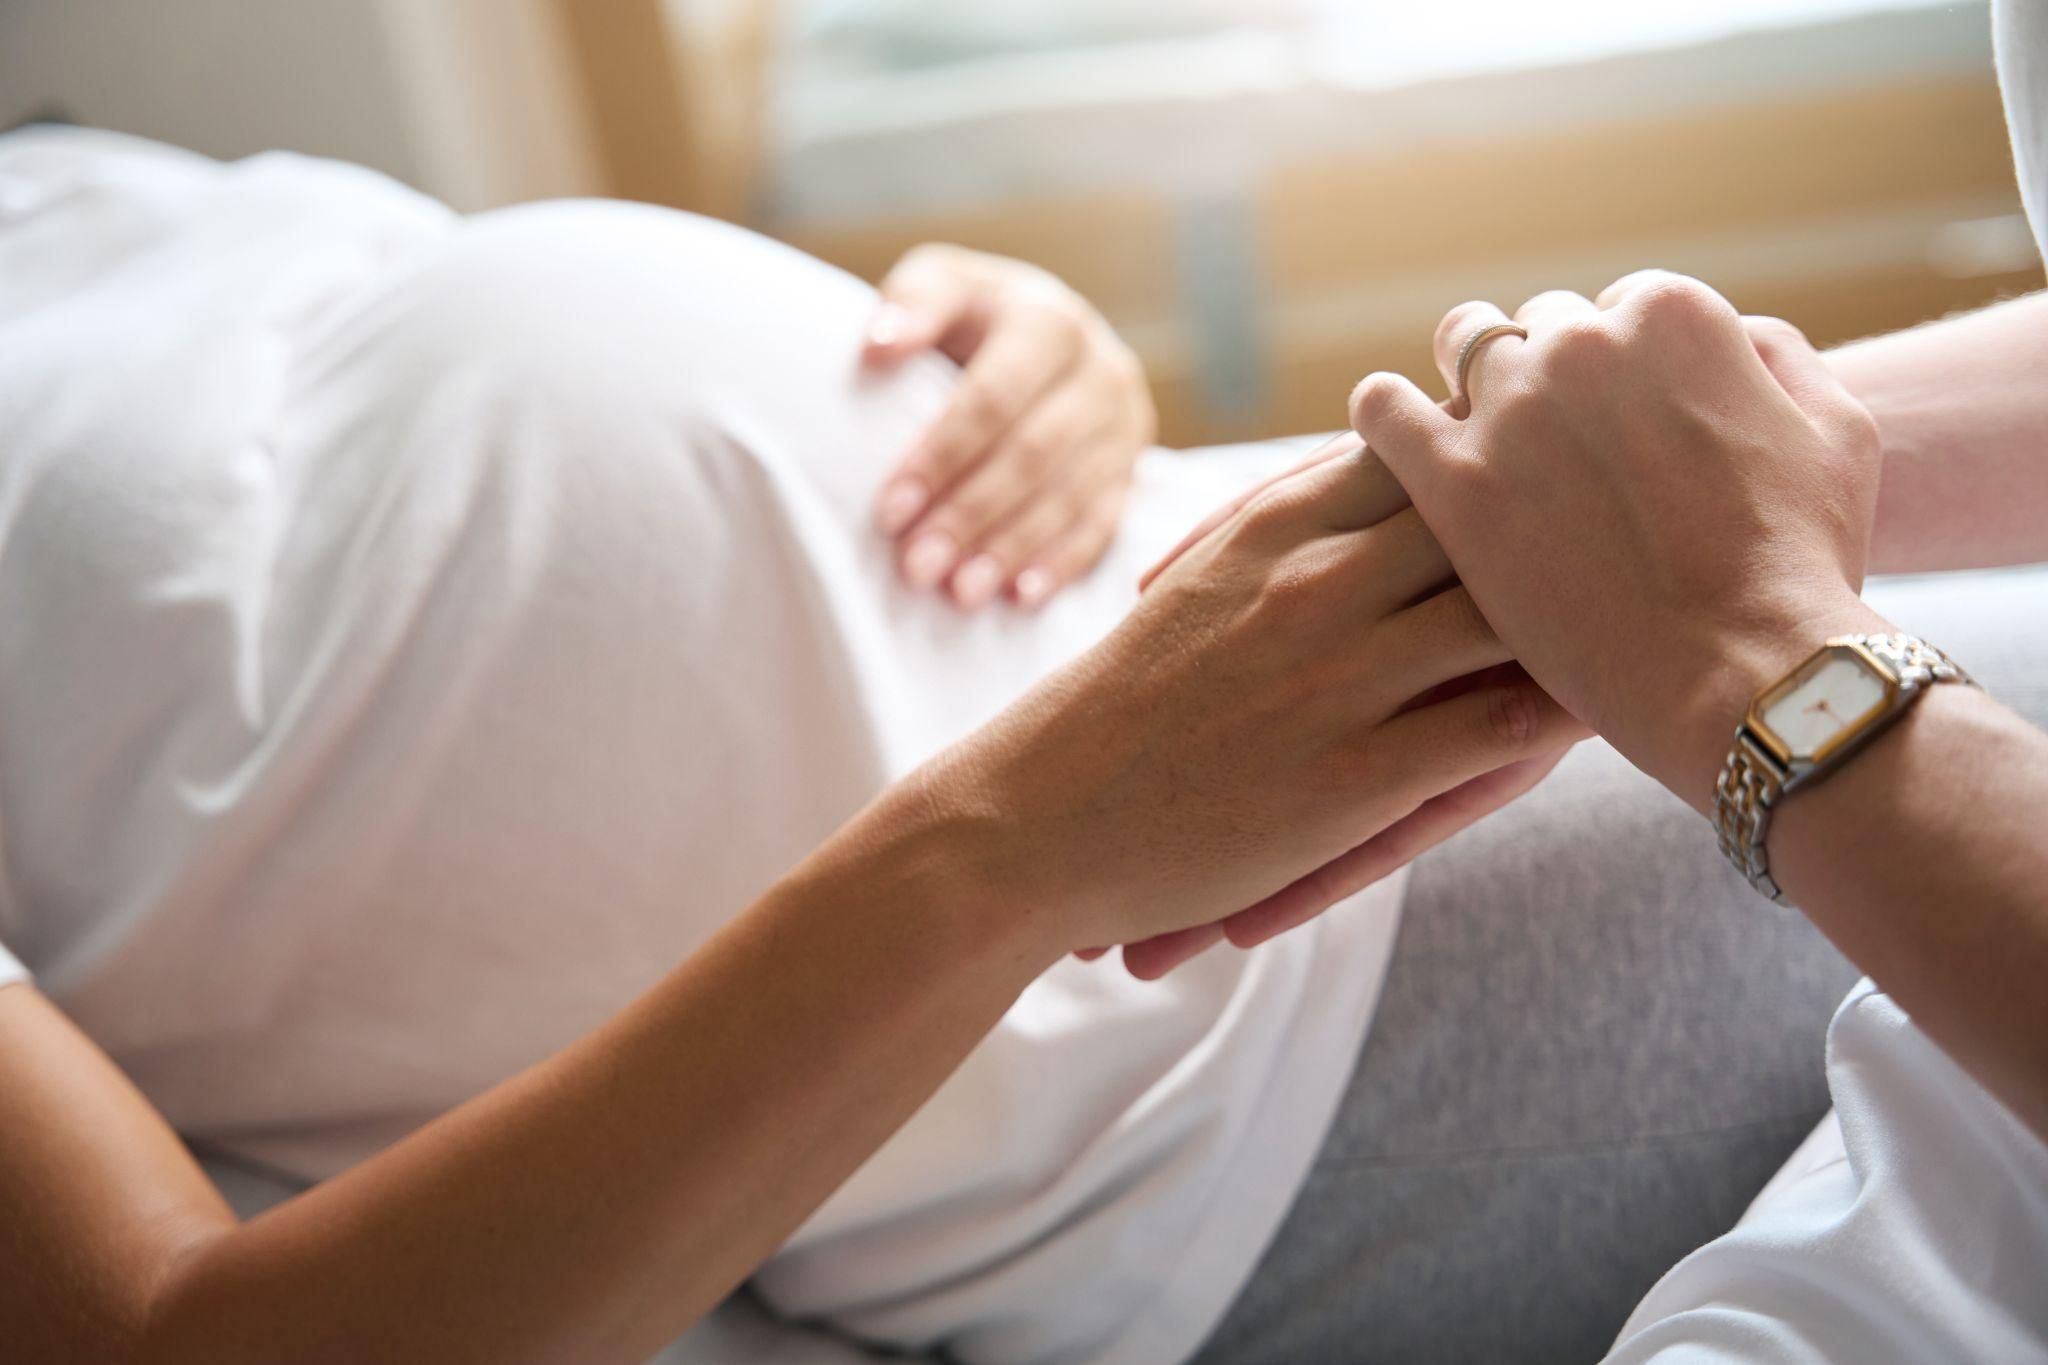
861, 244, 1156, 612
900, 432, 1587, 978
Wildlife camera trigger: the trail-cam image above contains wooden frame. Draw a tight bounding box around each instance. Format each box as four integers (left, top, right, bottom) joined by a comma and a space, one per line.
550, 0, 774, 221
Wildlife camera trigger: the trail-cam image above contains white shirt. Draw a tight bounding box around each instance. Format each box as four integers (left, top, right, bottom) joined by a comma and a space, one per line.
1999, 0, 2048, 248
1607, 980, 2048, 1364
1607, 5, 2048, 1356
0, 128, 1398, 1364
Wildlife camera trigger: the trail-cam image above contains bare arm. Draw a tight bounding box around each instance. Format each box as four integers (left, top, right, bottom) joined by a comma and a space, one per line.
1825, 290, 2048, 573
0, 799, 1050, 1365
0, 442, 1581, 1363
1762, 652, 2048, 1140
1771, 293, 2048, 1115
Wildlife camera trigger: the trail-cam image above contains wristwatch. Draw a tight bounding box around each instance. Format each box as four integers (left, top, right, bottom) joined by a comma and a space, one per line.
1713, 632, 1971, 903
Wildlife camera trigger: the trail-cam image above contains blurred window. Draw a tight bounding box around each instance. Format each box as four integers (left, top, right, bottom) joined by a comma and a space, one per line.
793, 0, 1946, 79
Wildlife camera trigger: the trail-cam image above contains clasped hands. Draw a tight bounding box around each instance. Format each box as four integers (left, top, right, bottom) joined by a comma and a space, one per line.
899, 268, 1883, 980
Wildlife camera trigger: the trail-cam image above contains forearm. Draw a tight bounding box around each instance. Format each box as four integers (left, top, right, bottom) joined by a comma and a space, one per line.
143, 783, 1051, 1364
1665, 593, 2048, 1144
1767, 680, 2048, 1141
1826, 290, 2048, 572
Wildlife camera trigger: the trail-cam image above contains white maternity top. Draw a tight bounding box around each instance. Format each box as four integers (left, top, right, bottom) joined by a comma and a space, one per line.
0, 127, 1400, 1364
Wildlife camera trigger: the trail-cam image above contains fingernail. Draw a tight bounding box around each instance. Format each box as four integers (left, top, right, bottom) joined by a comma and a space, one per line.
1014, 566, 1056, 610
903, 530, 956, 589
952, 554, 1004, 609
876, 477, 929, 535
867, 301, 910, 348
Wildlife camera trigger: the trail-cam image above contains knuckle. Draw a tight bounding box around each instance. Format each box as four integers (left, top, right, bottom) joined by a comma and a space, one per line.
1104, 339, 1150, 391
1261, 557, 1325, 615
1541, 320, 1615, 373
1024, 426, 1080, 471
952, 377, 1010, 437
950, 483, 1014, 533
1045, 306, 1088, 348
1605, 267, 1675, 298
889, 242, 953, 287
1516, 288, 1576, 317
1006, 431, 1053, 471
1484, 683, 1542, 748
980, 534, 1032, 569
1014, 496, 1081, 551
1237, 480, 1305, 538
1042, 486, 1086, 525
1435, 300, 1492, 349
1347, 720, 1413, 789
903, 241, 960, 272
977, 504, 1035, 554
1412, 587, 1492, 654
1632, 274, 1721, 324
1745, 314, 1806, 350
902, 436, 961, 483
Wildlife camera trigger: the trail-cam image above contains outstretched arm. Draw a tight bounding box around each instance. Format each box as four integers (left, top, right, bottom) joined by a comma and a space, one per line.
0, 443, 1579, 1364
0, 820, 1048, 1365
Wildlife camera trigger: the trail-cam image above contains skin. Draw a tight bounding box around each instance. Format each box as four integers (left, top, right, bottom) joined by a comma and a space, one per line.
863, 244, 1156, 611
1825, 290, 2048, 573
1347, 271, 2048, 1142
0, 443, 1581, 1362
1088, 430, 1571, 976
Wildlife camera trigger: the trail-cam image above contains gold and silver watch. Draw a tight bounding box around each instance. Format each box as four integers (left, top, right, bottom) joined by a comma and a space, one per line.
1714, 633, 1971, 903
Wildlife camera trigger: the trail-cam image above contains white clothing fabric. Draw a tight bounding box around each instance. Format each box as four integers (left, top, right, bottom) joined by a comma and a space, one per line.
0, 126, 1402, 1364
1606, 976, 2048, 1364
1605, 10, 2048, 1346
1997, 0, 2048, 258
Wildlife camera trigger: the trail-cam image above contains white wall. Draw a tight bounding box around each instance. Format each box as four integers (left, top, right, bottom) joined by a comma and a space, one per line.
0, 0, 604, 210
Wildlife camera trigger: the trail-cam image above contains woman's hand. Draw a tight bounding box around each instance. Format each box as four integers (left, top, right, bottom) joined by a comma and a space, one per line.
1350, 272, 1884, 808
908, 437, 1585, 978
863, 244, 1156, 610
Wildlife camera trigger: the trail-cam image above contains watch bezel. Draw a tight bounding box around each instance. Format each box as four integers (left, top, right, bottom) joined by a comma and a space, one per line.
1745, 638, 1901, 768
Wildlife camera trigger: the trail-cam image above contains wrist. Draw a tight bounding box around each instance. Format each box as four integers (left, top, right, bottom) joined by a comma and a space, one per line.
1656, 584, 1893, 815
793, 756, 1074, 984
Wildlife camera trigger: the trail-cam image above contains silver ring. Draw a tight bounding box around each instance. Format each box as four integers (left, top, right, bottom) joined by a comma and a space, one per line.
1453, 321, 1528, 410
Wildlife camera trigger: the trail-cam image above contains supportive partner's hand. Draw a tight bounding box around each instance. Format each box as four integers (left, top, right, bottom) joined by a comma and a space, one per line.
1350, 272, 1884, 809
863, 244, 1156, 610
909, 434, 1584, 979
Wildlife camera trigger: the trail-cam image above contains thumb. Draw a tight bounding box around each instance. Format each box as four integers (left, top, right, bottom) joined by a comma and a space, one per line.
1347, 370, 1460, 515
863, 252, 975, 367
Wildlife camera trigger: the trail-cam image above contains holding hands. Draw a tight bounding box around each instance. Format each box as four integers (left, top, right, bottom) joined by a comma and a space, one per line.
874, 256, 1887, 978
1047, 270, 1888, 978
918, 431, 1585, 979
1353, 273, 1886, 809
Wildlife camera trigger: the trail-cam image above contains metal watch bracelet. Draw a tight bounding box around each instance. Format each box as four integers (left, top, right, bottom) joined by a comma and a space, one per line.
1713, 633, 1970, 904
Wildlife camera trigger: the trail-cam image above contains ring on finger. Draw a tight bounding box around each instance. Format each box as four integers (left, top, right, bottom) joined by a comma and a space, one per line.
1453, 321, 1529, 412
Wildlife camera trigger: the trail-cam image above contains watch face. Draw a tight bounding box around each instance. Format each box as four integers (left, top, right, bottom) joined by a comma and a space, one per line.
1755, 644, 1893, 762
